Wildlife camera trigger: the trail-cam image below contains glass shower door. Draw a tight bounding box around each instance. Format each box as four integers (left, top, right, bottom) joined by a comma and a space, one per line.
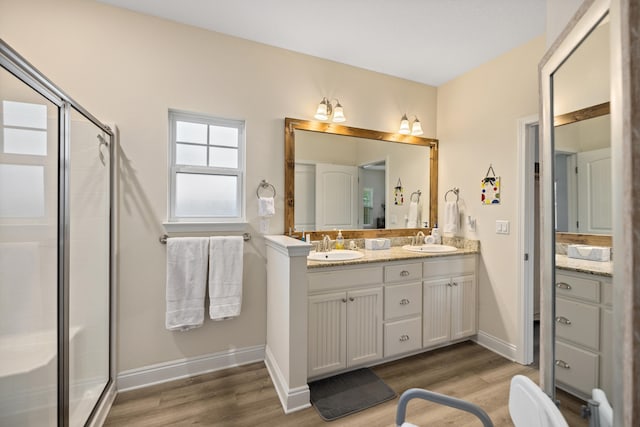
0, 64, 60, 426
68, 108, 110, 426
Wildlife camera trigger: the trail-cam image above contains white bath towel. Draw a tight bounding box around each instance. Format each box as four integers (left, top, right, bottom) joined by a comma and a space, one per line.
407, 200, 420, 228
443, 200, 459, 234
209, 236, 244, 320
258, 196, 275, 217
165, 237, 209, 331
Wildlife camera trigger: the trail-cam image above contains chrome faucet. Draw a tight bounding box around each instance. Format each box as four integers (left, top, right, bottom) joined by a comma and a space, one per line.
413, 231, 425, 246
321, 235, 331, 252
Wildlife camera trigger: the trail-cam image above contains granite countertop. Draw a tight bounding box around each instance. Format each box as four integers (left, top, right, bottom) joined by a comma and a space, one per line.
307, 245, 478, 269
555, 254, 612, 277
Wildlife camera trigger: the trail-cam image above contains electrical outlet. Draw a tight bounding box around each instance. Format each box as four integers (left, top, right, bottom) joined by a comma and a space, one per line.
496, 220, 510, 234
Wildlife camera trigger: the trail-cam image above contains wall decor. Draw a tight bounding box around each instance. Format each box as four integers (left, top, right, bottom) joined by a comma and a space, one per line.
481, 165, 501, 205
394, 178, 404, 205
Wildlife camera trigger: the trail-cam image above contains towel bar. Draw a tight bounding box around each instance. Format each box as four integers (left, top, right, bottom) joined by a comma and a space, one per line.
159, 233, 251, 244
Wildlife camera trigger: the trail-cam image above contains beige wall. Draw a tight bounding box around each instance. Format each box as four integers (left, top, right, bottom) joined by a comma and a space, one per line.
437, 36, 545, 345
0, 0, 438, 372
554, 22, 610, 115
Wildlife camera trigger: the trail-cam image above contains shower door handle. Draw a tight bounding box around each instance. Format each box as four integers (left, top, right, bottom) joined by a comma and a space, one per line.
98, 134, 109, 165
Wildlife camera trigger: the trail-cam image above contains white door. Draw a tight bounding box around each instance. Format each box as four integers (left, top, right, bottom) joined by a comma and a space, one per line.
577, 148, 611, 234
346, 287, 383, 367
294, 163, 316, 231
450, 274, 477, 340
315, 163, 358, 230
308, 292, 347, 377
423, 278, 451, 347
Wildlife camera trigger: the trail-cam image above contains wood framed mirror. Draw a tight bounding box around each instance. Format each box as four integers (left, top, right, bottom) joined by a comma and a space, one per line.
539, 0, 610, 403
284, 118, 438, 239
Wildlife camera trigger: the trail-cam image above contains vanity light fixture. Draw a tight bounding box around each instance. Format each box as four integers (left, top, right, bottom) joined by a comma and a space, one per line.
398, 114, 424, 136
314, 97, 346, 122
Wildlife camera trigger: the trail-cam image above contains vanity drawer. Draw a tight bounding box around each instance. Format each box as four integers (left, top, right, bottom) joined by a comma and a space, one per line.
556, 272, 600, 303
556, 298, 599, 350
423, 256, 475, 278
384, 282, 422, 320
308, 266, 383, 292
555, 341, 599, 396
384, 317, 422, 357
384, 263, 422, 283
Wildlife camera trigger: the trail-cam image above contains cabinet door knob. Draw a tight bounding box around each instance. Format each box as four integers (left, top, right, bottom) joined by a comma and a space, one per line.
400, 298, 410, 305
556, 316, 572, 325
447, 283, 452, 287
556, 282, 572, 290
555, 360, 571, 369
342, 298, 347, 303
400, 270, 410, 277
349, 297, 355, 302
452, 282, 458, 286
399, 334, 410, 342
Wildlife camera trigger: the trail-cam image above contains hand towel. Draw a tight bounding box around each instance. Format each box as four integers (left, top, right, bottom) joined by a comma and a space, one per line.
258, 196, 275, 217
443, 200, 459, 234
209, 236, 244, 320
407, 200, 420, 228
165, 237, 209, 331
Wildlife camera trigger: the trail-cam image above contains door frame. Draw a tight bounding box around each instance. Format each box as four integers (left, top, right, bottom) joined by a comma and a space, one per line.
516, 114, 539, 365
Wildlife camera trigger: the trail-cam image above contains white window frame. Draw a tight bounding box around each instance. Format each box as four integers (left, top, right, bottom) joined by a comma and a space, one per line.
166, 110, 246, 231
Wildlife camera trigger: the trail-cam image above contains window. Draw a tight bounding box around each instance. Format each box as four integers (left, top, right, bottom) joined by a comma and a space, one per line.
0, 100, 49, 218
168, 110, 245, 225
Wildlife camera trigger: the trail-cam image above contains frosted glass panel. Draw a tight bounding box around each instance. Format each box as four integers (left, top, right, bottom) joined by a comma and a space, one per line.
4, 128, 47, 155
176, 121, 206, 144
210, 125, 238, 147
0, 67, 58, 427
2, 100, 46, 129
208, 147, 238, 168
0, 164, 45, 217
176, 143, 206, 166
175, 173, 238, 217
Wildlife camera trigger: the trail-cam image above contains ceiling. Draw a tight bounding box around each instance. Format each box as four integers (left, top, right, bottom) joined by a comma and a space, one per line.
97, 0, 546, 86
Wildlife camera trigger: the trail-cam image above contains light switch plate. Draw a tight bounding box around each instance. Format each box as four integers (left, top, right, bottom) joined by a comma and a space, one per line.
496, 220, 510, 234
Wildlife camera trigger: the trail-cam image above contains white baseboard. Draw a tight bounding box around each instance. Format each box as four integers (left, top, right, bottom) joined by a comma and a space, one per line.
264, 346, 311, 414
116, 345, 265, 392
473, 330, 518, 362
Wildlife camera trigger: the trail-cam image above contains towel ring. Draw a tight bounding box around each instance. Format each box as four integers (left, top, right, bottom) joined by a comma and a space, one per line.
410, 190, 421, 203
256, 179, 276, 199
444, 188, 459, 202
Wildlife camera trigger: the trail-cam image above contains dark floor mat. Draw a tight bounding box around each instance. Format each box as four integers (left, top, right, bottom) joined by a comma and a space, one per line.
309, 368, 397, 421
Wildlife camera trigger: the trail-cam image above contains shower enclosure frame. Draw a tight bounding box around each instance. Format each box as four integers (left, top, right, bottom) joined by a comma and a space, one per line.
0, 39, 115, 426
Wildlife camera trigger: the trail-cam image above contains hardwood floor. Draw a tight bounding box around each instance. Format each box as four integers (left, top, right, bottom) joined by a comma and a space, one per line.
104, 342, 587, 426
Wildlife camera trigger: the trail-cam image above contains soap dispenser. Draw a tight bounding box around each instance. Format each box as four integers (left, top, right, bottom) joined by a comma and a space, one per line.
335, 230, 345, 249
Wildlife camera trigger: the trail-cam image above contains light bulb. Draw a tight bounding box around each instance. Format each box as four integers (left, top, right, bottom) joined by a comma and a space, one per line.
399, 114, 410, 134
411, 118, 423, 136
314, 98, 328, 120
332, 102, 346, 122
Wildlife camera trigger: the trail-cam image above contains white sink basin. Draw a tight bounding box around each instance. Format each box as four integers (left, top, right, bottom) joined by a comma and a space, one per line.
402, 244, 458, 253
308, 249, 364, 262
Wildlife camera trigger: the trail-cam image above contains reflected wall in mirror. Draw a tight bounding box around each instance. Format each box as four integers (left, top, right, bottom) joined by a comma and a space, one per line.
554, 102, 611, 234
284, 118, 438, 238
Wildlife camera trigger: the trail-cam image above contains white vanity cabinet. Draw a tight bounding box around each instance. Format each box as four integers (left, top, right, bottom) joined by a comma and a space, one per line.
307, 266, 383, 378
422, 256, 477, 348
554, 269, 612, 399
306, 253, 478, 379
